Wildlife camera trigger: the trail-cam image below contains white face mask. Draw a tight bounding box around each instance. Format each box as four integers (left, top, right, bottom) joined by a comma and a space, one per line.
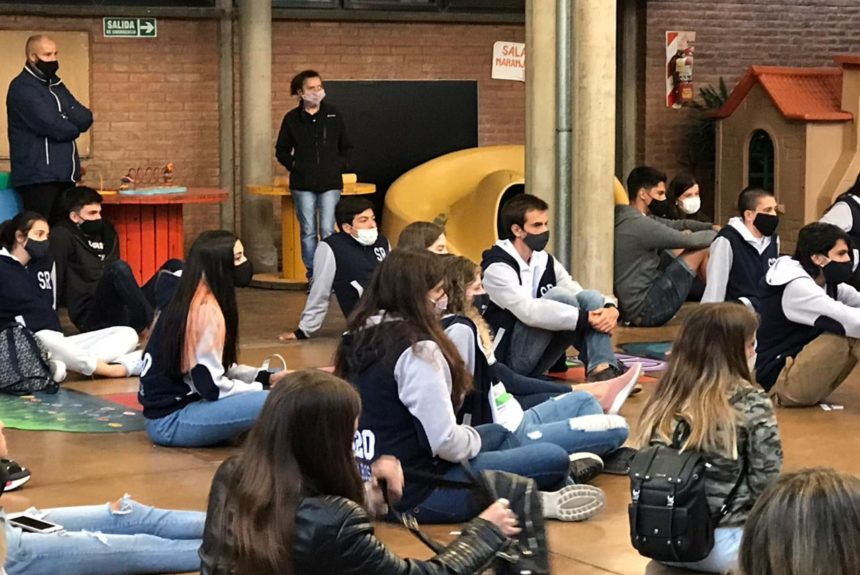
301, 89, 325, 106
353, 227, 378, 246
431, 295, 448, 315
679, 196, 701, 215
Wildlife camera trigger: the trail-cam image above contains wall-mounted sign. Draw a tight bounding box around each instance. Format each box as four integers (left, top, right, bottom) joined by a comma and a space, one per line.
103, 18, 158, 38
492, 41, 525, 82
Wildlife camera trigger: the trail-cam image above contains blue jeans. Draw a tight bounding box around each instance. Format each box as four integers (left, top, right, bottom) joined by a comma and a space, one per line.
663, 527, 742, 573
145, 391, 269, 447
508, 288, 619, 377
411, 424, 570, 523
3, 496, 204, 575
513, 392, 628, 456
292, 188, 342, 278
634, 256, 694, 327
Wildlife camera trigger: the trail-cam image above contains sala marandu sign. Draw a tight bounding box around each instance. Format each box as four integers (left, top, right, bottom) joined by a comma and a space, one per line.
103, 18, 158, 38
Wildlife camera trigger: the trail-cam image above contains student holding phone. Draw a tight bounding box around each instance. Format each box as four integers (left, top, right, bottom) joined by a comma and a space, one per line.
0, 421, 206, 575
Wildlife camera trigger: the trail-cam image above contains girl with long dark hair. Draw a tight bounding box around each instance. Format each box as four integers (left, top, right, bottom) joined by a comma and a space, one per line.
200, 369, 518, 575
335, 249, 605, 524
0, 211, 141, 380
139, 230, 288, 447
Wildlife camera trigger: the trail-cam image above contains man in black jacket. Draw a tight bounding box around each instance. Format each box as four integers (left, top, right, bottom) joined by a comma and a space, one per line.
276, 70, 352, 282
50, 186, 180, 334
6, 35, 92, 223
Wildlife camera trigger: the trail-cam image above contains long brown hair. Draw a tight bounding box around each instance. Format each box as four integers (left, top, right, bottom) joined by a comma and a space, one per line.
633, 303, 758, 459
334, 248, 473, 404
397, 221, 445, 250
740, 468, 860, 575
226, 370, 365, 574
440, 254, 494, 355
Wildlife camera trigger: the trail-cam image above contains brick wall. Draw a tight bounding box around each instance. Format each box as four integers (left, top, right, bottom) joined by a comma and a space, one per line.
644, 0, 860, 215
1, 15, 524, 249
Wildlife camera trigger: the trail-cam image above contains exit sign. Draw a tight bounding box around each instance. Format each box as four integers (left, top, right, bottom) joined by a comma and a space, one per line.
103, 17, 158, 38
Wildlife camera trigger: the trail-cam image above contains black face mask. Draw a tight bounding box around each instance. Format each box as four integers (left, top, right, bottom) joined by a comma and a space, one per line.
523, 230, 550, 252
233, 259, 254, 288
24, 238, 50, 260
34, 58, 59, 78
79, 218, 104, 236
753, 213, 779, 237
647, 196, 671, 218
471, 293, 490, 316
822, 258, 854, 286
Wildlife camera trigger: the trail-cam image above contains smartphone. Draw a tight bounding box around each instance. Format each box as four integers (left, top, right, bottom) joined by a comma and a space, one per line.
7, 513, 63, 534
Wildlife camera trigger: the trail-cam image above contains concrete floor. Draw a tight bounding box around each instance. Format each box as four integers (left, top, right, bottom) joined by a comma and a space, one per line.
5, 288, 860, 575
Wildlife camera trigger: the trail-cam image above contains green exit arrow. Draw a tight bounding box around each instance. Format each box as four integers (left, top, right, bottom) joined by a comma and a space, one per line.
138, 18, 157, 37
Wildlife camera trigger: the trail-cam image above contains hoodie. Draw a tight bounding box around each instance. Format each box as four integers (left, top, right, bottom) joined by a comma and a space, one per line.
613, 204, 716, 322
755, 256, 860, 389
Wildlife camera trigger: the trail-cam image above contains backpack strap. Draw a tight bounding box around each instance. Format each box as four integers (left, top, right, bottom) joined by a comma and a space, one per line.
713, 432, 750, 527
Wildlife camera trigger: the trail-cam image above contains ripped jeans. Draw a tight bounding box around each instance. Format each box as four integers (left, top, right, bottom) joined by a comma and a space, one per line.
3, 495, 205, 575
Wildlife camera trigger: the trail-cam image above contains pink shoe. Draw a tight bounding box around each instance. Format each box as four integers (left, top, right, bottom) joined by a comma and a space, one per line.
598, 362, 642, 415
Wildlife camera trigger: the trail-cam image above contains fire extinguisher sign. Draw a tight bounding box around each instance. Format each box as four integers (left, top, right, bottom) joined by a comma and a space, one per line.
666, 31, 696, 109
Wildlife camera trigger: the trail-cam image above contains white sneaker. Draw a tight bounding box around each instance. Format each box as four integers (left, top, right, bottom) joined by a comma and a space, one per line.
541, 484, 606, 521
48, 359, 67, 383
114, 350, 144, 377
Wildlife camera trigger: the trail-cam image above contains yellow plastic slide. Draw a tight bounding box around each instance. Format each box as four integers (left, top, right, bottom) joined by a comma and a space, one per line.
383, 144, 628, 262
383, 145, 525, 262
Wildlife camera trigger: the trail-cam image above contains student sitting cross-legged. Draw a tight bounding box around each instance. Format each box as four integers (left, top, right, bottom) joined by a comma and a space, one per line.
634, 303, 782, 574
481, 194, 641, 393
280, 196, 389, 341
139, 230, 290, 447
756, 222, 860, 407
701, 187, 779, 309
336, 249, 607, 524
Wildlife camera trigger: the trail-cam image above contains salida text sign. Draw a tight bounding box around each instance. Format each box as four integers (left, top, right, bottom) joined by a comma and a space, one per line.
103, 18, 158, 38
492, 41, 525, 82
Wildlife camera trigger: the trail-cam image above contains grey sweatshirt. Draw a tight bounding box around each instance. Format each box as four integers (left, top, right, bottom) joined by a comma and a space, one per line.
614, 205, 716, 321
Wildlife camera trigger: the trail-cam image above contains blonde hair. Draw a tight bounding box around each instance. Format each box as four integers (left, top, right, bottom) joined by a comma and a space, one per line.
440, 255, 494, 355
740, 468, 860, 575
632, 303, 758, 459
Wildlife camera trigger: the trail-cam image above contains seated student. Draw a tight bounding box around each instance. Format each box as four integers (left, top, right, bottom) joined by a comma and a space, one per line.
666, 173, 712, 223
0, 212, 142, 379
739, 468, 860, 575
49, 186, 181, 334
756, 222, 860, 407
634, 303, 782, 574
702, 187, 779, 308
482, 194, 641, 388
397, 220, 448, 253
440, 254, 630, 479
820, 171, 860, 286
279, 196, 389, 341
201, 369, 518, 574
139, 230, 290, 447
336, 249, 606, 524
0, 421, 205, 575
614, 166, 717, 326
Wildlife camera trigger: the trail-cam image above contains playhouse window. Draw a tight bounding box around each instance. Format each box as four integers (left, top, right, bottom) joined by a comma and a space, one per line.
748, 130, 774, 191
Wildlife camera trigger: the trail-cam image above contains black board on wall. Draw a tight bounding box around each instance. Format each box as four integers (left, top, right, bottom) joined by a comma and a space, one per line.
319, 80, 478, 216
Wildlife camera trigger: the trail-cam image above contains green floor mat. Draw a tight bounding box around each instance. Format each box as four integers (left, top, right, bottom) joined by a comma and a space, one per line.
0, 389, 145, 433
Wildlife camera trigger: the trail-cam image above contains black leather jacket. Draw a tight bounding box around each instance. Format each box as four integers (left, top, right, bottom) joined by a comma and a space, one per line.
200, 458, 507, 575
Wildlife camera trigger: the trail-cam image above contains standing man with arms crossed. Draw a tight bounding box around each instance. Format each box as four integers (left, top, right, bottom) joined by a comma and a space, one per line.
7, 34, 92, 223
276, 70, 352, 285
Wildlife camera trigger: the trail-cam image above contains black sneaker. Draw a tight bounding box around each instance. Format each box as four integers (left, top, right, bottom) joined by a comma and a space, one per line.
568, 452, 604, 484
547, 353, 569, 374
586, 361, 627, 383
2, 459, 31, 491
603, 446, 638, 475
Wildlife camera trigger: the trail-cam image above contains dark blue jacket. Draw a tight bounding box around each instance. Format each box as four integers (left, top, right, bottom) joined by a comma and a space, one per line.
0, 251, 62, 333
6, 63, 92, 188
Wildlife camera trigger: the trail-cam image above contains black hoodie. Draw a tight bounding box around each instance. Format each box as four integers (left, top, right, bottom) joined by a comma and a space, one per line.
49, 219, 120, 329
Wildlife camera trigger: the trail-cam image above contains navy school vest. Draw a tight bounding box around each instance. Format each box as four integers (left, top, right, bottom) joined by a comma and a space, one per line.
341, 322, 453, 511
480, 245, 557, 364
831, 193, 860, 246
717, 226, 778, 309
442, 315, 493, 427
322, 232, 389, 318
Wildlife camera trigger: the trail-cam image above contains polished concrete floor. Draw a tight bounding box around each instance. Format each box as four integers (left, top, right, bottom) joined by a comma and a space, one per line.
5, 288, 860, 574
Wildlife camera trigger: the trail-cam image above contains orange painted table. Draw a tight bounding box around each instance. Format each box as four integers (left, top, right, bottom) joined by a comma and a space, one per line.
100, 188, 227, 284
248, 179, 375, 282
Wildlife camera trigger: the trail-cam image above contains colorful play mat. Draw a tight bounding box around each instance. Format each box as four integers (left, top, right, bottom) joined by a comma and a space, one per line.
0, 389, 145, 433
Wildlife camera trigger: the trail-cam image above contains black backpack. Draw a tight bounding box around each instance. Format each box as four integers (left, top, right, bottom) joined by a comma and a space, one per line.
628, 421, 747, 563
0, 323, 58, 395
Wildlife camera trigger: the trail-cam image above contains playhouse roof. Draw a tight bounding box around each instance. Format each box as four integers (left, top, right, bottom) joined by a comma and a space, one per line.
714, 66, 852, 122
